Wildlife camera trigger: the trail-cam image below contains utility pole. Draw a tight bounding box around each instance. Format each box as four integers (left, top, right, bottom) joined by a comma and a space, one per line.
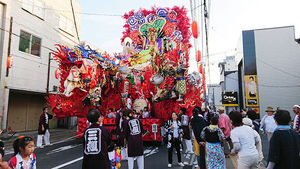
46, 52, 51, 94
1, 17, 13, 129
6, 17, 13, 77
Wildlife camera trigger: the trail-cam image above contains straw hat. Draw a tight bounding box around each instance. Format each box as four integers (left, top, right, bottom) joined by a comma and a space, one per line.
265, 106, 275, 112
217, 106, 225, 112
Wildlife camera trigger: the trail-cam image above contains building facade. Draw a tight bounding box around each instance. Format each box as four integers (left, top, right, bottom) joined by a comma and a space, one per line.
238, 26, 300, 118
219, 56, 240, 113
207, 84, 222, 112
0, 0, 81, 131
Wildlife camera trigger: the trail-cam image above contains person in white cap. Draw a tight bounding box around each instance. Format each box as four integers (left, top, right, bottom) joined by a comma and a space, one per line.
260, 106, 277, 141
243, 118, 264, 167
292, 105, 300, 133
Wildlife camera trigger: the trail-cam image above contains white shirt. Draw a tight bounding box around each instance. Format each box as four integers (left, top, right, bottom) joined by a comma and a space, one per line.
172, 121, 179, 138
293, 115, 299, 129
45, 113, 49, 124
230, 125, 258, 157
253, 129, 264, 162
264, 116, 277, 133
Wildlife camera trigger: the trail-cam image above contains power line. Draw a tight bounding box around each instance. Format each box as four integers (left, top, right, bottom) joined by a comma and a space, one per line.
18, 0, 202, 16
1, 15, 80, 47
70, 0, 80, 43
256, 57, 300, 79
0, 26, 55, 52
225, 75, 300, 88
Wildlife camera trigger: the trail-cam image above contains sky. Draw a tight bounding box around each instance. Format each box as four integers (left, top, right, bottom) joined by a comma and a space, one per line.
77, 0, 300, 84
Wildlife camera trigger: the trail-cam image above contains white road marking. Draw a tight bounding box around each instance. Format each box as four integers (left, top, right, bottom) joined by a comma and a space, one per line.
5, 136, 77, 155
145, 147, 159, 157
51, 156, 83, 169
46, 144, 81, 155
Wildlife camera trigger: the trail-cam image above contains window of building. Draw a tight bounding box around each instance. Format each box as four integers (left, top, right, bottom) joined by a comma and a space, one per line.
21, 0, 45, 19
59, 15, 74, 35
19, 30, 41, 57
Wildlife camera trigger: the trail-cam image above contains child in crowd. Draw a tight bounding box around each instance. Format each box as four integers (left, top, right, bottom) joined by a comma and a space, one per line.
9, 136, 36, 169
201, 116, 226, 169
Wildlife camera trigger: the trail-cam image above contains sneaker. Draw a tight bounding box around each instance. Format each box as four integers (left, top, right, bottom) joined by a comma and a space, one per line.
168, 164, 172, 168
185, 150, 193, 154
178, 162, 184, 166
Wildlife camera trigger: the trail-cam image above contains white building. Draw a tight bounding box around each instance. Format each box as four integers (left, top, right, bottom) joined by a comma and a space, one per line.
238, 26, 300, 118
0, 0, 81, 131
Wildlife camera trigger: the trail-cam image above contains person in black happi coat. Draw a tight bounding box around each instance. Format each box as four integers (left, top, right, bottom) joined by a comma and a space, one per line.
124, 109, 144, 169
82, 109, 112, 169
190, 106, 207, 169
179, 107, 193, 153
37, 107, 53, 148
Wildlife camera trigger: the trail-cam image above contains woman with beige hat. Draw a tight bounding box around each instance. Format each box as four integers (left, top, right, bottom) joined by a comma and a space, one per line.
260, 107, 277, 141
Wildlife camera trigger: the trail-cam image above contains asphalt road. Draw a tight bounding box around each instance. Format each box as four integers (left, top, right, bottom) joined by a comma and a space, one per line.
2, 138, 237, 169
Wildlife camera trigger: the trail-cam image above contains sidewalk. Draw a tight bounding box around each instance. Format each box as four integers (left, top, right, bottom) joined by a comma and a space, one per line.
0, 128, 78, 154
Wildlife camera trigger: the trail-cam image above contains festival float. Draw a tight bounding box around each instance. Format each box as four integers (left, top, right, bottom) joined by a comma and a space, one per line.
47, 6, 206, 142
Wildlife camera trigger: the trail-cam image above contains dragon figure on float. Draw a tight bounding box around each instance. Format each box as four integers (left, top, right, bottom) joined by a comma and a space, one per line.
47, 6, 206, 140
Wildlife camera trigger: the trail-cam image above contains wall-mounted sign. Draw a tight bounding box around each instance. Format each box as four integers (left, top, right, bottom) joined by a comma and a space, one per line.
222, 92, 238, 106
245, 75, 259, 107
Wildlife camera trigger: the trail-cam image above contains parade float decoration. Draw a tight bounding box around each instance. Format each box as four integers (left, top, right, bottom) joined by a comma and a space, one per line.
47, 6, 206, 141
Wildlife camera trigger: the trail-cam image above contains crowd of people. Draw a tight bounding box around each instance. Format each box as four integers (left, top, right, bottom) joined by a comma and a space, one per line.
0, 104, 299, 169
106, 107, 151, 120
163, 105, 300, 169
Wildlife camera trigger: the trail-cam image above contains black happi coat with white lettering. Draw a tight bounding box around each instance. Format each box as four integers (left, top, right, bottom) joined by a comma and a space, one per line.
125, 118, 144, 157
180, 114, 191, 140
82, 124, 112, 169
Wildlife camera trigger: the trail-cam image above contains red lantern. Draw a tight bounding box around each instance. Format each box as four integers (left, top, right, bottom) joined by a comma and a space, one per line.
7, 56, 12, 68
202, 73, 206, 86
197, 50, 201, 62
191, 21, 198, 38
199, 65, 203, 74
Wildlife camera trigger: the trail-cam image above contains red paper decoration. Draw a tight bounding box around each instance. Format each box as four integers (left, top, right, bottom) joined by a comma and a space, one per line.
191, 21, 198, 38
197, 50, 201, 62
